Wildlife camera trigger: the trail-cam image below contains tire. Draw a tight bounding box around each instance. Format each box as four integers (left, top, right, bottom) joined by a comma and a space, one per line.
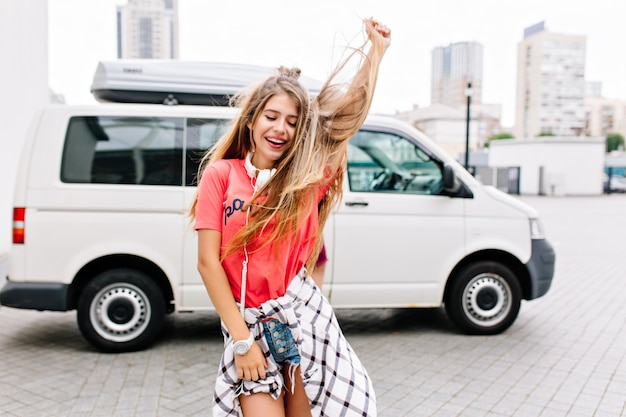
77, 268, 165, 352
445, 261, 522, 335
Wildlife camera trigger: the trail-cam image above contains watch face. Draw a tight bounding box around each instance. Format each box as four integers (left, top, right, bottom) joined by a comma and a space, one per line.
234, 341, 249, 355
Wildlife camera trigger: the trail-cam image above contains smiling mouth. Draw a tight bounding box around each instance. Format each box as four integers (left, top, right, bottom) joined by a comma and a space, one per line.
266, 137, 287, 146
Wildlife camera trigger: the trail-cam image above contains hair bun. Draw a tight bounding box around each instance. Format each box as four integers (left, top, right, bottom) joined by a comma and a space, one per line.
276, 66, 301, 80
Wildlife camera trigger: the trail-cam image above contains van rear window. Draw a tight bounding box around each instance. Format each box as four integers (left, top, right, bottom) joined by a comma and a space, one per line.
60, 116, 228, 186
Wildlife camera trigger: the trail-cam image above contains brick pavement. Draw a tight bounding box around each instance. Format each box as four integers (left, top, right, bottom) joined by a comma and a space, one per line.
0, 194, 625, 416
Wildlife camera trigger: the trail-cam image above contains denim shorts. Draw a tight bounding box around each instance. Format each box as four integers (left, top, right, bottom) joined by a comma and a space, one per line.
262, 319, 301, 366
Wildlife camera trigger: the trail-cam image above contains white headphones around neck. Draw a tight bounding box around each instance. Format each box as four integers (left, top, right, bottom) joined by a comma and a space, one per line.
244, 153, 276, 190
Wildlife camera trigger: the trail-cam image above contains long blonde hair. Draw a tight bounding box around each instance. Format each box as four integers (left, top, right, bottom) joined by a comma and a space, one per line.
190, 18, 387, 271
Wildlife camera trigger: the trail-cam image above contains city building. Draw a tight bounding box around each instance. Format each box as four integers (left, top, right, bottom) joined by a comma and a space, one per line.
514, 21, 586, 138
116, 0, 179, 59
395, 41, 502, 160
431, 41, 483, 107
1, 0, 50, 252
489, 136, 605, 196
395, 103, 501, 158
584, 82, 626, 139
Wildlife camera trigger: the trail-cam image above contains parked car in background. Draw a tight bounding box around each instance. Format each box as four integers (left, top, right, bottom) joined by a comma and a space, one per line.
0, 61, 556, 352
603, 174, 626, 193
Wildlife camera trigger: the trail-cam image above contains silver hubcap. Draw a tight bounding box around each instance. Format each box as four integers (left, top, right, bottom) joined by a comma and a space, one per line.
89, 283, 151, 342
462, 273, 511, 326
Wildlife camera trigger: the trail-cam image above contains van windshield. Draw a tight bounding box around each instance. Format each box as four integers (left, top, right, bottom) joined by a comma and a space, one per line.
347, 130, 443, 195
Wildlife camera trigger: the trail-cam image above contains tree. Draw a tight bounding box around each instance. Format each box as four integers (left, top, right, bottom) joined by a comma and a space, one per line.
606, 133, 625, 153
485, 132, 514, 148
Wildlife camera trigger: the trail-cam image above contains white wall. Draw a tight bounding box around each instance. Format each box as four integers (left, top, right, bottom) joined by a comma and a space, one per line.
489, 137, 605, 196
0, 0, 49, 253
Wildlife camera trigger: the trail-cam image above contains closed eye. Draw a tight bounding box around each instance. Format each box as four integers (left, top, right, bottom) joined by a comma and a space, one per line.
265, 115, 297, 127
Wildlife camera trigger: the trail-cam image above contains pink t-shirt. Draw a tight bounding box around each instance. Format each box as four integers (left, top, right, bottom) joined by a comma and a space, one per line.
194, 159, 325, 308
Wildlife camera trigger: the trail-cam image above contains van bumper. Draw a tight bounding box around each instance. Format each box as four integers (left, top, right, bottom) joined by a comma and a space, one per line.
0, 281, 70, 311
525, 239, 556, 299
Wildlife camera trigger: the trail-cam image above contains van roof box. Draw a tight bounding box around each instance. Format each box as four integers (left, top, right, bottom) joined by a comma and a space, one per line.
91, 60, 323, 106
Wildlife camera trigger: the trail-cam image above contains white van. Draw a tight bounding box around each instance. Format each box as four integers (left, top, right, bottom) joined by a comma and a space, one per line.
1, 63, 555, 352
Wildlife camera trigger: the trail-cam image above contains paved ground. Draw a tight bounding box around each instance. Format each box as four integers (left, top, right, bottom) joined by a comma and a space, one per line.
1, 194, 625, 417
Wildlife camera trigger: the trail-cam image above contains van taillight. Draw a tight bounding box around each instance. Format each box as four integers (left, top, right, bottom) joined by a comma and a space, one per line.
13, 207, 25, 244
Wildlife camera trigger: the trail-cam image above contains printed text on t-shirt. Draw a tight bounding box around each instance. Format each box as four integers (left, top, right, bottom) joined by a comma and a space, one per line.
224, 198, 245, 225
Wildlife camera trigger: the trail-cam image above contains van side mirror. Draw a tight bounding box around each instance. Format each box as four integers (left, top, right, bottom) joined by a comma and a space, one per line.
442, 164, 460, 193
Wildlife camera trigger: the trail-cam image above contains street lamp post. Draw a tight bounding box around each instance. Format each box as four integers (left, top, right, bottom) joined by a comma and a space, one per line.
464, 81, 473, 171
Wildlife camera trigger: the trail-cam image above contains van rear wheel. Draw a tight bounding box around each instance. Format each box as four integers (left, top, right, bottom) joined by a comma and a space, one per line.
77, 268, 165, 352
445, 261, 521, 335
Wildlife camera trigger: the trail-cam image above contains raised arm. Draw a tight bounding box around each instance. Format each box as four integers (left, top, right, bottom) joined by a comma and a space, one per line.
314, 18, 391, 143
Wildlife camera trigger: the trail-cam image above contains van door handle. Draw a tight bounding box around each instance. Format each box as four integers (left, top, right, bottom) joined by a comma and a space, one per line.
345, 201, 369, 207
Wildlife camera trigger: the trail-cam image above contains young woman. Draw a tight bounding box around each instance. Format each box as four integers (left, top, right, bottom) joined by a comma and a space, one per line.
191, 18, 391, 417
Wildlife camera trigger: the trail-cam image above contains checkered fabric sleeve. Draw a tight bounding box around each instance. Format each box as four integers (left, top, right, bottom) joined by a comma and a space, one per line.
212, 272, 377, 417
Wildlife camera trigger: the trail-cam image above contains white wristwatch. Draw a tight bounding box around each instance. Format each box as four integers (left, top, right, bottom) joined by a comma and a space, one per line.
233, 332, 255, 356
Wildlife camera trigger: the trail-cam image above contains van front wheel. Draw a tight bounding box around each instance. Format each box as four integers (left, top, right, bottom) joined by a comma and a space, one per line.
445, 261, 521, 335
77, 268, 165, 352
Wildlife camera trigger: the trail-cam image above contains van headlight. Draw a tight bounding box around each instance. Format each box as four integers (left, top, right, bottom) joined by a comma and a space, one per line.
530, 218, 545, 239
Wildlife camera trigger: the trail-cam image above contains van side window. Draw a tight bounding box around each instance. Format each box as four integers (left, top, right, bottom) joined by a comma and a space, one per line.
61, 116, 184, 186
185, 118, 230, 186
347, 130, 443, 195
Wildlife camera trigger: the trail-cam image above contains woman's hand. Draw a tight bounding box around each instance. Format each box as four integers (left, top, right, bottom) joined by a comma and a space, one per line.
366, 18, 391, 51
234, 342, 268, 381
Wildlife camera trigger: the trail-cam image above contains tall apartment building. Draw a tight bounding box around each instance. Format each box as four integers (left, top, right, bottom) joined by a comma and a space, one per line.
116, 0, 179, 59
431, 41, 483, 107
514, 22, 586, 138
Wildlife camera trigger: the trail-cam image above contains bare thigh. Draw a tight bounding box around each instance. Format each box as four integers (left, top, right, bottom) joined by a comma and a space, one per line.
239, 391, 285, 417
284, 366, 312, 417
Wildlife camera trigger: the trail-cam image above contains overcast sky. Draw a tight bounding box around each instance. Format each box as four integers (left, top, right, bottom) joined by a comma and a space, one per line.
48, 0, 626, 127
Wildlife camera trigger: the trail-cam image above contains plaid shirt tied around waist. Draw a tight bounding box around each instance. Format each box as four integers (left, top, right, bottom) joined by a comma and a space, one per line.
213, 270, 377, 417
